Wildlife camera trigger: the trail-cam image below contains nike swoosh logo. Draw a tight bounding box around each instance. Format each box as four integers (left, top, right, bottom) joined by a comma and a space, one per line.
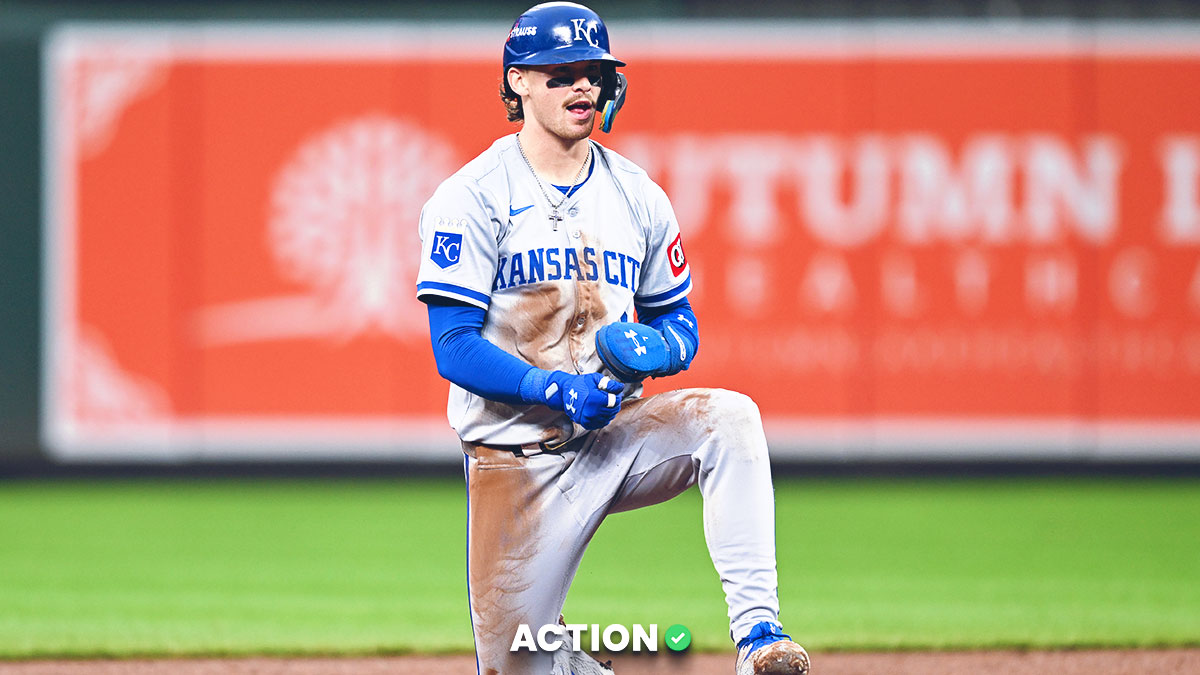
509, 204, 534, 216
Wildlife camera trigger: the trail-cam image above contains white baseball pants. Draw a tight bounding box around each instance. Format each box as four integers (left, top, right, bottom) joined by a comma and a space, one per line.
464, 388, 781, 675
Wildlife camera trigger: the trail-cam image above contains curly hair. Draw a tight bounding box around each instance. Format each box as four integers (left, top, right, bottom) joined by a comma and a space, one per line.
500, 77, 524, 123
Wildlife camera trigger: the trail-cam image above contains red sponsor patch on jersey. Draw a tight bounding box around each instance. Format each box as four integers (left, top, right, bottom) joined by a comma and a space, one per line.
668, 234, 687, 276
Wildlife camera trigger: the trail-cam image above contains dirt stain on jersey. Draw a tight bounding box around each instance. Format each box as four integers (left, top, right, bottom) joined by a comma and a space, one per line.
484, 282, 581, 445
496, 283, 571, 370
487, 233, 610, 373
568, 233, 608, 372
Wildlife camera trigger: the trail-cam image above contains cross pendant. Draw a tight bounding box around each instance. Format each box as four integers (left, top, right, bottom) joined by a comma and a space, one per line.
549, 209, 563, 230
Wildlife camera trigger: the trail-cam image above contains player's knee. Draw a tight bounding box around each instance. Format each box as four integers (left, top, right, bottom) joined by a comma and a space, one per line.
706, 390, 768, 456
710, 389, 762, 428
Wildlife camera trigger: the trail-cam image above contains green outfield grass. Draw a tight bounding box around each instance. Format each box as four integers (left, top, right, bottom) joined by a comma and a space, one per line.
0, 476, 1197, 658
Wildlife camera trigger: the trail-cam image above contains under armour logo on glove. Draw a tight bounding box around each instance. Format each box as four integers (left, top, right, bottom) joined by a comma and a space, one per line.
596, 320, 696, 382
596, 321, 670, 382
542, 372, 624, 430
624, 329, 648, 356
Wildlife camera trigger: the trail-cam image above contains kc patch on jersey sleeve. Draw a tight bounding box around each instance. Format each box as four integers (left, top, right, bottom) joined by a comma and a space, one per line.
416, 181, 499, 311
431, 230, 463, 268
429, 217, 469, 269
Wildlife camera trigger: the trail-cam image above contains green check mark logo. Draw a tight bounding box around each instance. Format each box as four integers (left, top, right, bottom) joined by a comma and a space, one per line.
664, 624, 691, 651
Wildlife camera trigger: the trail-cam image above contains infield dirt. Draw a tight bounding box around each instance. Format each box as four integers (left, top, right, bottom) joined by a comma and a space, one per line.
2, 650, 1198, 674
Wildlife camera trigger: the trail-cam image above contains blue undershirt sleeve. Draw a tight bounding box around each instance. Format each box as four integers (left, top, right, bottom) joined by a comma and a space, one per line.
636, 296, 700, 363
426, 299, 538, 405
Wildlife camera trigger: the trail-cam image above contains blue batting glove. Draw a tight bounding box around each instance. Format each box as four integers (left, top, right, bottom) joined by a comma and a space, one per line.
595, 320, 696, 382
595, 322, 669, 382
541, 371, 625, 430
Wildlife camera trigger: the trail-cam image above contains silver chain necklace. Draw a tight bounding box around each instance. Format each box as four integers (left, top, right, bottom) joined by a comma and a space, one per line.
516, 133, 591, 231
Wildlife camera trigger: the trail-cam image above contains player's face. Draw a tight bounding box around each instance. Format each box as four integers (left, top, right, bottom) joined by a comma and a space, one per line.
512, 61, 602, 141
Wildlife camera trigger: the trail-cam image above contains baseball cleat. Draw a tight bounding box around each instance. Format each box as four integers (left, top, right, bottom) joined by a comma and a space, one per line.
569, 650, 614, 674
551, 616, 615, 674
550, 643, 615, 674
734, 621, 810, 675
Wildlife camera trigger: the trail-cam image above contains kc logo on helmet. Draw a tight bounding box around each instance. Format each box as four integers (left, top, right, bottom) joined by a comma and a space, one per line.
431, 231, 463, 269
668, 234, 687, 276
570, 18, 600, 48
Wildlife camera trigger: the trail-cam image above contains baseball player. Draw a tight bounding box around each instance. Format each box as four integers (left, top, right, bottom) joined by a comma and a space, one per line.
416, 3, 810, 674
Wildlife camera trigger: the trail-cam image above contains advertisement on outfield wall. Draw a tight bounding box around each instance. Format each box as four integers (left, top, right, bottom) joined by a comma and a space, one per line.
43, 22, 1200, 460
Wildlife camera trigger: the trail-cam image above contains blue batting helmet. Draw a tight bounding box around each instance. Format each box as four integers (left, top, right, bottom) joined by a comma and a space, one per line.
503, 2, 626, 94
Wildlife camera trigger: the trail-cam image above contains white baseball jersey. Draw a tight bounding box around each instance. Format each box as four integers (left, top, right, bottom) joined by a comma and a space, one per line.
416, 134, 692, 446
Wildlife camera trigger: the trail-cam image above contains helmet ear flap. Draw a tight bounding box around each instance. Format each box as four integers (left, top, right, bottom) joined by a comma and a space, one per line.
598, 69, 627, 133
597, 63, 618, 107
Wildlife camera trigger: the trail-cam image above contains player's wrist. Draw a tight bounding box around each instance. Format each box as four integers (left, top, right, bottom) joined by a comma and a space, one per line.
526, 369, 584, 409
518, 367, 552, 405
525, 370, 624, 430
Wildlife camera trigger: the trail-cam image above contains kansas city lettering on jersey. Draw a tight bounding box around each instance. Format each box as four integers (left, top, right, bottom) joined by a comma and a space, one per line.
493, 246, 642, 292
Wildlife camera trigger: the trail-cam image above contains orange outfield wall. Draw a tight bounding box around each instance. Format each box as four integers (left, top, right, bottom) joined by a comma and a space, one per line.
43, 24, 1200, 459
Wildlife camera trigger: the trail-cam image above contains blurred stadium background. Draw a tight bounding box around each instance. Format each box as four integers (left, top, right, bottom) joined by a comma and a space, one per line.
1, 0, 1199, 665
4, 0, 1200, 472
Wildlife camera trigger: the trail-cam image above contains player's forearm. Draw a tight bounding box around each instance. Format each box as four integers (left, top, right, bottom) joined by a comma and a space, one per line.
636, 296, 699, 371
427, 301, 621, 420
426, 302, 532, 404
